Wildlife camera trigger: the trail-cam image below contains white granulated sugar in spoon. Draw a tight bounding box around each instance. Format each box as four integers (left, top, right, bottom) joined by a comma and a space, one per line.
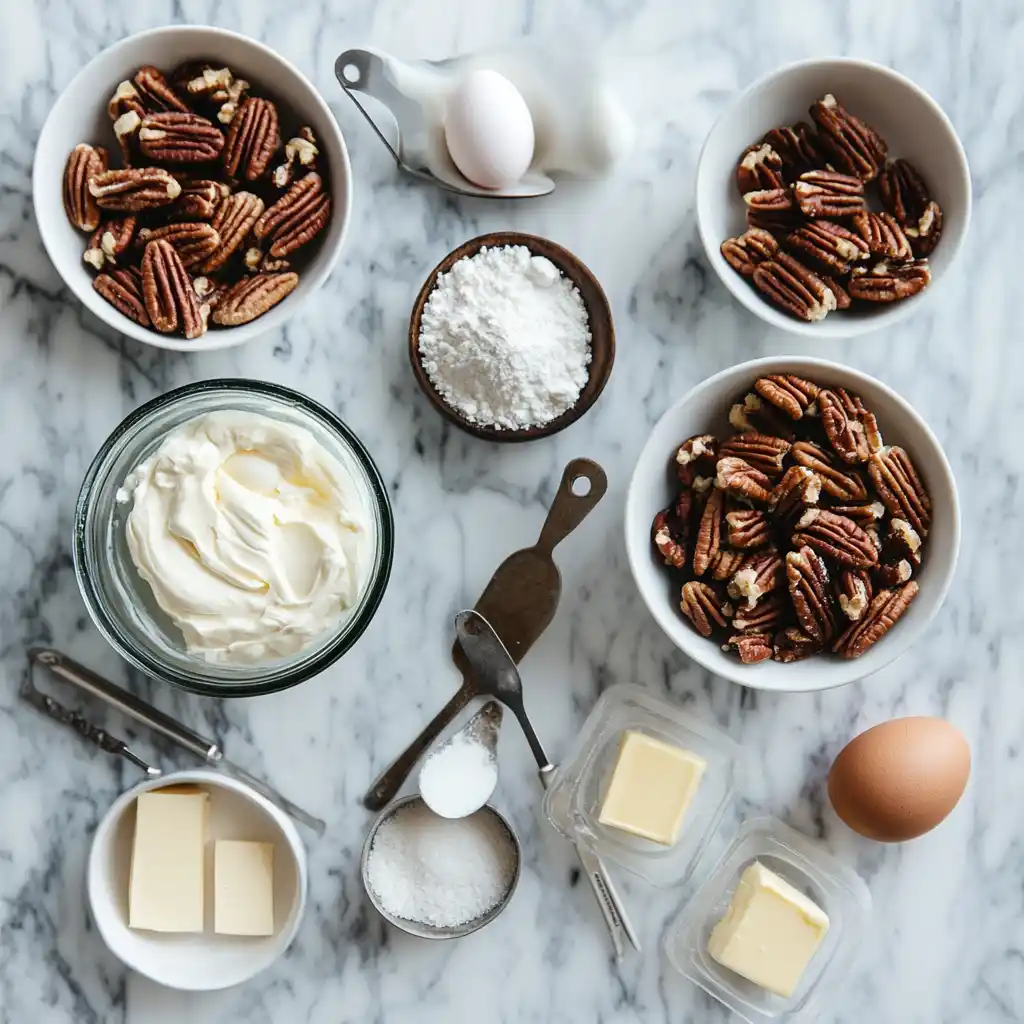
417, 245, 592, 430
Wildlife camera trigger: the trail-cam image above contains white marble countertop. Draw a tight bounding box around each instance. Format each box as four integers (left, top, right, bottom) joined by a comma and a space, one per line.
2, 1, 1021, 1022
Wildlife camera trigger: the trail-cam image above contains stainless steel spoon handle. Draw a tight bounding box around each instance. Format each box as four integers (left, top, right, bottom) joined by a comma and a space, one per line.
364, 683, 476, 811
538, 766, 641, 956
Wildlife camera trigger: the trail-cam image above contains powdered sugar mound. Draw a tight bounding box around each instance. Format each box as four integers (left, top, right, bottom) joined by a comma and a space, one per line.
418, 245, 592, 430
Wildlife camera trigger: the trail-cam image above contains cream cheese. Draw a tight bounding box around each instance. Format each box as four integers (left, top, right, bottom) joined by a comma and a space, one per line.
120, 410, 372, 664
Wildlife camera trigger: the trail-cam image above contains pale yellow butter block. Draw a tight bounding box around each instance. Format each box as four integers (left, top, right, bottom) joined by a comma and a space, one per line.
708, 861, 829, 998
597, 730, 707, 845
128, 789, 209, 933
214, 840, 275, 936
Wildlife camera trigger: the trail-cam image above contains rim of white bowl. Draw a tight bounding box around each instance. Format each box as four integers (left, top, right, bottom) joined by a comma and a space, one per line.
625, 355, 962, 691
695, 57, 972, 339
33, 24, 352, 352
87, 768, 308, 991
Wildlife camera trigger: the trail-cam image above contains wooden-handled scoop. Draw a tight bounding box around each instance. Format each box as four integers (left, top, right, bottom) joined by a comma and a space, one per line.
363, 458, 607, 810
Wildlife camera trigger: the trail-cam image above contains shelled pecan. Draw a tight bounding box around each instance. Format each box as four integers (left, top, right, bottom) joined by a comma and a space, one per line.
652, 507, 688, 569
791, 508, 879, 569
848, 260, 931, 302
752, 252, 837, 322
63, 144, 108, 231
819, 389, 883, 464
680, 582, 731, 637
89, 168, 182, 212
93, 266, 149, 326
692, 487, 726, 577
791, 440, 869, 501
762, 123, 824, 178
211, 273, 299, 326
253, 173, 331, 257
833, 582, 919, 658
223, 96, 281, 180
138, 111, 225, 163
141, 239, 206, 339
83, 216, 136, 270
725, 632, 774, 664
674, 434, 719, 486
736, 143, 785, 194
868, 446, 932, 535
786, 546, 836, 644
754, 374, 820, 421
721, 228, 778, 277
809, 94, 887, 181
879, 159, 943, 257
726, 508, 772, 550
794, 170, 868, 218
719, 433, 790, 476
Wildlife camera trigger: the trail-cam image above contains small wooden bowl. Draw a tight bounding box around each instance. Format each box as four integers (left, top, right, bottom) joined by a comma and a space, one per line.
409, 232, 615, 442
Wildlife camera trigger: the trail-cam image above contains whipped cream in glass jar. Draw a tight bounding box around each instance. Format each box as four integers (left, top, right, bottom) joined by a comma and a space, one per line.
75, 380, 393, 696
119, 410, 372, 665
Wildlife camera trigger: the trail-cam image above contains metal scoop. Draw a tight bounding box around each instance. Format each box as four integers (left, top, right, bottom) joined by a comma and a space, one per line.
335, 47, 555, 198
454, 609, 641, 958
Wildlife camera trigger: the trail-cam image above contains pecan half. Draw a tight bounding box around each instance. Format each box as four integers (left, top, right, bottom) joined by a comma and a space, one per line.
868, 446, 932, 536
137, 222, 220, 269
848, 260, 931, 302
822, 273, 852, 309
746, 206, 805, 235
89, 168, 181, 212
199, 192, 265, 273
876, 558, 914, 587
710, 548, 746, 582
886, 517, 923, 563
732, 592, 787, 632
652, 507, 688, 569
729, 393, 796, 439
674, 434, 719, 486
108, 80, 145, 122
716, 457, 773, 504
818, 388, 882, 464
692, 487, 725, 577
223, 96, 281, 180
794, 170, 867, 218
728, 549, 783, 609
253, 173, 330, 258
753, 374, 821, 421
720, 432, 790, 477
770, 465, 821, 522
138, 112, 225, 163
84, 216, 136, 270
785, 219, 870, 274
63, 144, 108, 231
93, 266, 149, 326
134, 65, 190, 113
211, 273, 299, 326
879, 159, 943, 257
834, 582, 919, 658
721, 228, 778, 277
809, 94, 887, 181
786, 546, 836, 644
792, 508, 879, 568
762, 122, 824, 179
836, 568, 873, 622
851, 211, 912, 261
725, 632, 773, 664
272, 127, 320, 188
736, 143, 785, 194
726, 508, 771, 550
113, 108, 143, 166
773, 627, 820, 663
141, 239, 205, 338
791, 440, 869, 501
829, 500, 886, 529
170, 177, 230, 220
752, 252, 837, 322
680, 581, 731, 637
744, 187, 794, 214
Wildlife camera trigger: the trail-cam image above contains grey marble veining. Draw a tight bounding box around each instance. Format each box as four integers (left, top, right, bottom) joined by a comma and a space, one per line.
1, 1, 1022, 1022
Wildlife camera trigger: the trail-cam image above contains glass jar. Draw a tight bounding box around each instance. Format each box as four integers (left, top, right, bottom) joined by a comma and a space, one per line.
74, 379, 394, 697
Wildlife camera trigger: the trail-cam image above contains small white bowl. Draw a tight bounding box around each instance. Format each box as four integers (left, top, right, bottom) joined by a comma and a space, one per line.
88, 769, 308, 991
34, 25, 352, 352
695, 58, 971, 338
625, 356, 961, 692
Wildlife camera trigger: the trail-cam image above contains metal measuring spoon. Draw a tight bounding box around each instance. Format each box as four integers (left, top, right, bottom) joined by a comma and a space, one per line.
335, 47, 555, 199
454, 609, 641, 957
418, 702, 503, 819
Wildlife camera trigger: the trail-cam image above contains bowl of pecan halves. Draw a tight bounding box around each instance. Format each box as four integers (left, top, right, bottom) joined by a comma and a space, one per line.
625, 357, 960, 691
34, 26, 352, 350
696, 58, 971, 338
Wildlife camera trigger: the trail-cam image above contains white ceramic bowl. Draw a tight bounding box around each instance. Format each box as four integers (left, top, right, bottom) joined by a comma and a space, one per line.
696, 58, 971, 338
34, 25, 352, 352
625, 356, 960, 692
88, 769, 308, 990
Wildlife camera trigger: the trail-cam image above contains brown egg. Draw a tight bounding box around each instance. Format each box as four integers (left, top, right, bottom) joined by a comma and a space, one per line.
827, 717, 970, 842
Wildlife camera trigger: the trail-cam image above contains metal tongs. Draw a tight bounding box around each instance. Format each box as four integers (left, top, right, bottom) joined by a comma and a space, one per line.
22, 648, 325, 836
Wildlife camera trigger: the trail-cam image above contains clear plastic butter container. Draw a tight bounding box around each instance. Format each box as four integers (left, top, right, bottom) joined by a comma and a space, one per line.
542, 683, 739, 887
664, 817, 872, 1023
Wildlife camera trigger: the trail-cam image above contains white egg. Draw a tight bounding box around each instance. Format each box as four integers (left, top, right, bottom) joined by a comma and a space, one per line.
444, 69, 535, 190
